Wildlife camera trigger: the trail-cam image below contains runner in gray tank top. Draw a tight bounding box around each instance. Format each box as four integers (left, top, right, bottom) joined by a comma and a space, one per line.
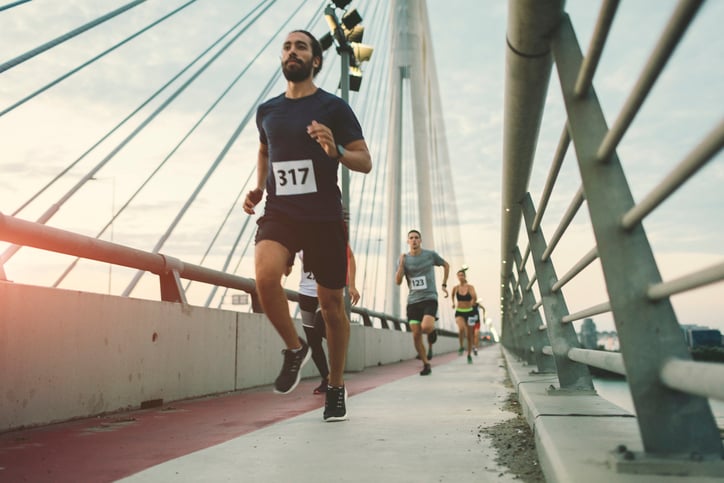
395, 229, 450, 375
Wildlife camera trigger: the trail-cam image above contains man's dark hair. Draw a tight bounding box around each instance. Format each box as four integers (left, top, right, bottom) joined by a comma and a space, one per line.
408, 229, 421, 238
292, 29, 323, 76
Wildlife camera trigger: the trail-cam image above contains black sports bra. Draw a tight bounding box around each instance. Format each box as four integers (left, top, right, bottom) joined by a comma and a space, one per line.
456, 291, 472, 302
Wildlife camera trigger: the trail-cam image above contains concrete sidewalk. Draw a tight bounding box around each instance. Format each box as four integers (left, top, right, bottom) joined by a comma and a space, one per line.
120, 346, 520, 482
503, 348, 724, 483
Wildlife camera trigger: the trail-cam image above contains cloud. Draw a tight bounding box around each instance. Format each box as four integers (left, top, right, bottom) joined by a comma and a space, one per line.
1, 0, 722, 335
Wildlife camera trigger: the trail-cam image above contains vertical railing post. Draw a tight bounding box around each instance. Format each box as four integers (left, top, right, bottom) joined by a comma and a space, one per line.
158, 255, 187, 304
521, 193, 594, 392
502, 283, 523, 357
513, 272, 536, 366
509, 274, 530, 361
514, 247, 556, 373
500, 288, 513, 349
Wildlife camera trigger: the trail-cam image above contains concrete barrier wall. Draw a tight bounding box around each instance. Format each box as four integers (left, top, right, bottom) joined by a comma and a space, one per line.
0, 282, 458, 432
1, 282, 238, 431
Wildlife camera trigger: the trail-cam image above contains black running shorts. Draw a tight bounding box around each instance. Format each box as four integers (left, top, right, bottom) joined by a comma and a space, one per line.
255, 214, 348, 289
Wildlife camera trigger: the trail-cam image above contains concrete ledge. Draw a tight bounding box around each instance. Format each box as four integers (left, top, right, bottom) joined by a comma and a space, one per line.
502, 347, 723, 482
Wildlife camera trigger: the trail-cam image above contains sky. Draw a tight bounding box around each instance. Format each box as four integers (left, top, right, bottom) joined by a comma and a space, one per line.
0, 0, 722, 334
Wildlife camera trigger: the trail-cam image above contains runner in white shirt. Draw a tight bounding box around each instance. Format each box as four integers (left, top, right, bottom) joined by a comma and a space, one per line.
295, 248, 359, 394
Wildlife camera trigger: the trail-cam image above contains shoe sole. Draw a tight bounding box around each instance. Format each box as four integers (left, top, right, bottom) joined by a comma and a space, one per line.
324, 389, 348, 422
324, 414, 348, 422
273, 348, 312, 395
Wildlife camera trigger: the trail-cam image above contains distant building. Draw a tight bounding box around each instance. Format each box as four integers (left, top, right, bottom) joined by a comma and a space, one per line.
681, 324, 722, 348
579, 318, 598, 349
594, 330, 620, 352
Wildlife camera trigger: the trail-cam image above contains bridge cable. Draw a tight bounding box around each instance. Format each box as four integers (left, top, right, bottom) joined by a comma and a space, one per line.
1, 0, 199, 119
9, 0, 246, 219
0, 0, 31, 13
2, 0, 276, 268
121, 1, 291, 297
350, 0, 391, 309
52, 2, 274, 288
0, 0, 147, 74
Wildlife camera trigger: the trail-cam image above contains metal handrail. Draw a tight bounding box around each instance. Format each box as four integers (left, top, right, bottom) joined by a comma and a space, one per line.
546, 347, 724, 404
621, 120, 724, 230
532, 127, 570, 232
560, 302, 610, 324
501, 0, 723, 460
660, 358, 724, 402
550, 247, 598, 293
568, 347, 626, 376
540, 186, 584, 262
647, 261, 724, 300
0, 212, 407, 330
595, 0, 705, 162
573, 0, 619, 98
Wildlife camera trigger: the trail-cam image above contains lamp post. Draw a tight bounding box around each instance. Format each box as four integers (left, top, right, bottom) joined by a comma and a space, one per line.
90, 175, 115, 293
320, 0, 373, 319
324, 4, 353, 219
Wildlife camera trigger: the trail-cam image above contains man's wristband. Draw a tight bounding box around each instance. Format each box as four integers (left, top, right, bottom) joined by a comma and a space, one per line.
336, 144, 346, 160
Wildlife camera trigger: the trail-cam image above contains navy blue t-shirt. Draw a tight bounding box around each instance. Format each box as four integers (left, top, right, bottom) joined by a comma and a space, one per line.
256, 88, 364, 221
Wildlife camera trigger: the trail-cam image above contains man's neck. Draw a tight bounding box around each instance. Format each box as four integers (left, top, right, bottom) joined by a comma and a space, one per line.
409, 247, 422, 256
285, 79, 317, 99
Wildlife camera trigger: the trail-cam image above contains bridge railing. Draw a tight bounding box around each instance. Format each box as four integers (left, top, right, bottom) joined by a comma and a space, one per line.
0, 212, 409, 331
501, 0, 723, 472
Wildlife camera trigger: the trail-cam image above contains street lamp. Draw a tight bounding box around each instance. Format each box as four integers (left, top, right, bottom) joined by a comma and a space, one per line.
319, 1, 374, 214
320, 4, 374, 93
319, 1, 373, 318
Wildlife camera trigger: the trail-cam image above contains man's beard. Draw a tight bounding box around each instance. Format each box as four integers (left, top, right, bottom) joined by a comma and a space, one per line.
282, 58, 313, 82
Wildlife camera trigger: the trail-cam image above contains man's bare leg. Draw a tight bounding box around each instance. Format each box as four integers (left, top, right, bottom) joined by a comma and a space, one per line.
411, 324, 428, 364
317, 286, 349, 387
255, 240, 301, 350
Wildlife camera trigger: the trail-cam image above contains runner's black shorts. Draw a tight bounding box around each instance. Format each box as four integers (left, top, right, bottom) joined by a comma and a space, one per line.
255, 213, 348, 289
406, 300, 438, 324
298, 293, 319, 313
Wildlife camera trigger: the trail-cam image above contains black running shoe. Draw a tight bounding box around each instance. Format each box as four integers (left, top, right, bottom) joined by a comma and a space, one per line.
419, 363, 431, 376
273, 338, 310, 394
323, 385, 348, 422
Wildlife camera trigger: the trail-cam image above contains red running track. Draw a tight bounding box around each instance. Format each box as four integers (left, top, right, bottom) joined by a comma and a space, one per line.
0, 352, 459, 482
